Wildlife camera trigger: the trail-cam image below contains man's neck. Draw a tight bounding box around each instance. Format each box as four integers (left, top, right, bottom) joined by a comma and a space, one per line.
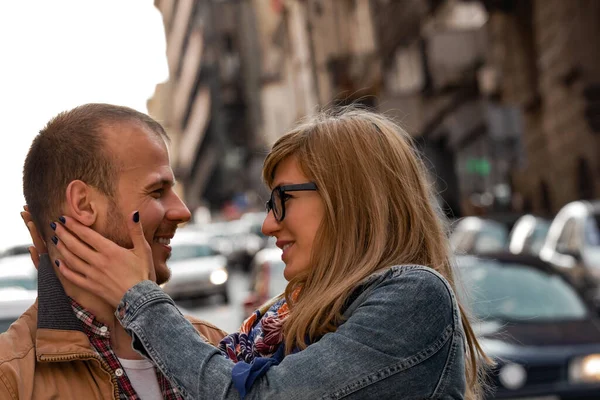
54, 263, 143, 360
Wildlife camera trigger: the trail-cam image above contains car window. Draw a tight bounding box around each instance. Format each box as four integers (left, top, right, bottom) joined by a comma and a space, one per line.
584, 215, 600, 246
0, 318, 17, 333
582, 215, 600, 267
169, 244, 217, 262
474, 227, 507, 253
457, 260, 587, 321
450, 230, 475, 254
556, 218, 576, 253
0, 278, 37, 291
528, 220, 551, 254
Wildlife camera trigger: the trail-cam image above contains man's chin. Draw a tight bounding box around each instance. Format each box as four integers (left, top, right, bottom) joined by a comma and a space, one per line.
155, 266, 171, 286
152, 252, 171, 285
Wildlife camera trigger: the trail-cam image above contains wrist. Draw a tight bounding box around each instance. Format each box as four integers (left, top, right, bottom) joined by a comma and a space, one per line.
115, 281, 175, 326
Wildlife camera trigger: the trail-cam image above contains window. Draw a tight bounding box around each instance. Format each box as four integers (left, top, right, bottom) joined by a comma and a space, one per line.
556, 218, 579, 254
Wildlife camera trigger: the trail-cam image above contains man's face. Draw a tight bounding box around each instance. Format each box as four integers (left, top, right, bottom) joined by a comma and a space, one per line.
98, 123, 191, 285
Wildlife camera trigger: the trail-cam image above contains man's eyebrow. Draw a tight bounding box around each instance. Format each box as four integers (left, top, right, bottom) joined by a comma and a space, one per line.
145, 178, 176, 189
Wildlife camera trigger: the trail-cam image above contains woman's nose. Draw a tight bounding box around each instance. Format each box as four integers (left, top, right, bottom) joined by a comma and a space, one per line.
261, 211, 280, 237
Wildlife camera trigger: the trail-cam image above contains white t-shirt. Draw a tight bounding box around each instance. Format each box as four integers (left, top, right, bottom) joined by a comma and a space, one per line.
118, 357, 162, 400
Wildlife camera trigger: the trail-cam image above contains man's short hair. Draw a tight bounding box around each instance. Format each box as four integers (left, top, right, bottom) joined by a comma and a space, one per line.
23, 103, 169, 241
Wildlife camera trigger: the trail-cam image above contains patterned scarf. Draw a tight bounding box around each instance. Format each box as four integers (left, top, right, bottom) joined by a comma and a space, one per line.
219, 288, 300, 363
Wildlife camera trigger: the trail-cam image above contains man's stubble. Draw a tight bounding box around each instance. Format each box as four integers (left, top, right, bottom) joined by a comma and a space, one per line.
104, 199, 171, 285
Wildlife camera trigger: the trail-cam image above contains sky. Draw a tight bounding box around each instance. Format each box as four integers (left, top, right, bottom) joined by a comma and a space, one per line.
0, 0, 168, 249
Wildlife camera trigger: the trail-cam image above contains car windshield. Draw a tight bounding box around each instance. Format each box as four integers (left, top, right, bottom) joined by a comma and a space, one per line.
169, 244, 217, 262
0, 278, 37, 291
456, 258, 587, 322
0, 318, 17, 333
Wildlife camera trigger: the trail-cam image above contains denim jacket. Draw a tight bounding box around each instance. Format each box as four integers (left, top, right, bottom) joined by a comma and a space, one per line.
116, 265, 466, 399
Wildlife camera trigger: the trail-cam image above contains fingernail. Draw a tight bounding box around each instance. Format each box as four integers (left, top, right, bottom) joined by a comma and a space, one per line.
50, 222, 57, 231
55, 259, 60, 267
133, 211, 139, 223
51, 236, 58, 245
58, 216, 66, 224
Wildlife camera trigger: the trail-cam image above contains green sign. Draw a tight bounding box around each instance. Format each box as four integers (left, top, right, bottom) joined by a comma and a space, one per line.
466, 158, 491, 176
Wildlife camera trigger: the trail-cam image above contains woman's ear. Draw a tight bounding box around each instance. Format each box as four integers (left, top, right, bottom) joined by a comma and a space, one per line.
64, 180, 100, 227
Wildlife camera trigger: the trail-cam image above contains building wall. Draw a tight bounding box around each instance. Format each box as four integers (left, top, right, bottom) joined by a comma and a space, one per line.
494, 0, 600, 214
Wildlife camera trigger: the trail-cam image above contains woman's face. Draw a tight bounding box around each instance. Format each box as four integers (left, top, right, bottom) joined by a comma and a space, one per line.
262, 156, 325, 280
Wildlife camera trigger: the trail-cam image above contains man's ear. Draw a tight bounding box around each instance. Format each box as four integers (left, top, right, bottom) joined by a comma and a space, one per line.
64, 180, 100, 226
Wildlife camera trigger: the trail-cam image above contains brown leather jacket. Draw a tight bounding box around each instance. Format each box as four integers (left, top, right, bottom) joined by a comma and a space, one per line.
0, 256, 228, 399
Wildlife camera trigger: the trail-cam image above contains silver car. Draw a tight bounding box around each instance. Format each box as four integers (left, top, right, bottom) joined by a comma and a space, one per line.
540, 200, 600, 302
0, 254, 37, 332
508, 214, 551, 257
161, 231, 229, 304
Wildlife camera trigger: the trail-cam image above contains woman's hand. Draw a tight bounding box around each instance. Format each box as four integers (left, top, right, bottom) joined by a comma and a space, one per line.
20, 205, 47, 269
51, 211, 154, 308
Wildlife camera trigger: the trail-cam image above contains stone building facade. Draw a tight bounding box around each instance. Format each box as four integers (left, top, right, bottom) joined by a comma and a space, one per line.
487, 0, 600, 215
148, 0, 600, 216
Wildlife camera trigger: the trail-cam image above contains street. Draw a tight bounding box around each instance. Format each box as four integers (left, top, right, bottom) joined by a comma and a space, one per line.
175, 270, 250, 334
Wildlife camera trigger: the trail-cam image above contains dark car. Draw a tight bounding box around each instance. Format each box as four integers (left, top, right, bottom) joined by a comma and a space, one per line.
456, 252, 600, 399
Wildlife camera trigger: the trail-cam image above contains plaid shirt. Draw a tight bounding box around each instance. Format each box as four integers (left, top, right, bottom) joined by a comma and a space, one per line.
70, 299, 184, 400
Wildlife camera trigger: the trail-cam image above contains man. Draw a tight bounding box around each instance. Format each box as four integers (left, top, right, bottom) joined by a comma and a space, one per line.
0, 104, 227, 399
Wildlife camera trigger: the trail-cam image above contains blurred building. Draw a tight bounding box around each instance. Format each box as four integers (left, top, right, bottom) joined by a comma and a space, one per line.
149, 0, 266, 215
483, 0, 600, 216
373, 0, 600, 218
246, 0, 381, 142
149, 0, 600, 219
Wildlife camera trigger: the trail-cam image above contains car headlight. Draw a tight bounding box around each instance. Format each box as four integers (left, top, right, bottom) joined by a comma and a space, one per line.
209, 268, 228, 285
570, 354, 600, 383
498, 363, 527, 390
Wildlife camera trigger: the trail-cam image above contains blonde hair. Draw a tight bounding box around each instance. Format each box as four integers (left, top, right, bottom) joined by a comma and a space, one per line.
263, 107, 491, 399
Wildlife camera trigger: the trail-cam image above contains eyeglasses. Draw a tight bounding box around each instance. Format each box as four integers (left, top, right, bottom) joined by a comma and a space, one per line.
265, 182, 318, 222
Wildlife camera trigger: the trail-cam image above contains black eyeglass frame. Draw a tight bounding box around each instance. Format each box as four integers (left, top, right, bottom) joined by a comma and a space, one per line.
265, 182, 318, 222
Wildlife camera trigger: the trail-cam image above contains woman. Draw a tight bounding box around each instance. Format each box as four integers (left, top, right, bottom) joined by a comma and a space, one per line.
48, 108, 490, 399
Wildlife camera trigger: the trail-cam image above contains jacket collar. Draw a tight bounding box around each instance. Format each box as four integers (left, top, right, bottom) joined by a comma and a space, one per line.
37, 254, 85, 332
36, 254, 94, 359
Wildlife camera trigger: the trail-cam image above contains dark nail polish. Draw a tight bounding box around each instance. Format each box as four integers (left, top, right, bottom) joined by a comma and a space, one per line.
55, 259, 60, 267
133, 211, 140, 223
58, 216, 66, 224
50, 222, 57, 231
51, 236, 58, 245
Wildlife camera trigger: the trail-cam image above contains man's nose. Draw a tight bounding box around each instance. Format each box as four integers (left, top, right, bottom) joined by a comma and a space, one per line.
166, 192, 191, 223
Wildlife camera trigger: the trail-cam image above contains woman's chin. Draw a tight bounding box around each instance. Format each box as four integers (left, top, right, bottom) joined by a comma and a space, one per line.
283, 264, 299, 281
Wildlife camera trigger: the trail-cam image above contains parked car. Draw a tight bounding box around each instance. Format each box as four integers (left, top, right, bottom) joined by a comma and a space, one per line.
0, 254, 38, 333
450, 216, 509, 255
161, 230, 229, 303
0, 254, 37, 291
198, 219, 266, 272
242, 246, 286, 317
456, 252, 600, 399
0, 245, 31, 258
508, 214, 552, 257
539, 200, 600, 303
0, 289, 37, 333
